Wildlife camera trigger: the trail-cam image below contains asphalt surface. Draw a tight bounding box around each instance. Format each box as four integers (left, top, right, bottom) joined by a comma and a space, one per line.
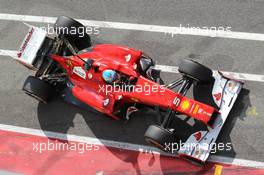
0, 0, 264, 165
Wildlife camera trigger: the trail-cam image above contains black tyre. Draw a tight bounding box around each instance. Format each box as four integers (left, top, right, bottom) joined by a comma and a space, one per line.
144, 125, 174, 152
22, 76, 54, 103
54, 16, 91, 51
178, 59, 212, 82
179, 155, 205, 166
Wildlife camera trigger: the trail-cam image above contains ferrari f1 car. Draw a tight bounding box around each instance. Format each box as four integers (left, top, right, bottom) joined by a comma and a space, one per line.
16, 16, 243, 163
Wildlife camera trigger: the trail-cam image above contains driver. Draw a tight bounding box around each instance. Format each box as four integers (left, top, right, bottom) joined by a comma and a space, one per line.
102, 69, 121, 84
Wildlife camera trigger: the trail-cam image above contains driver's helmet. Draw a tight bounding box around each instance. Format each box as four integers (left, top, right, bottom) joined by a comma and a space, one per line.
102, 69, 120, 84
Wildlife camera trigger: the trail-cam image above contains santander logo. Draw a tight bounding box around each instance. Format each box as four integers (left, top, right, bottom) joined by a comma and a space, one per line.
17, 27, 35, 58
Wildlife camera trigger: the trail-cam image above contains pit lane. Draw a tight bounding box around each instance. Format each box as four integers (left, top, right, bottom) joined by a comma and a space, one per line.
0, 0, 264, 173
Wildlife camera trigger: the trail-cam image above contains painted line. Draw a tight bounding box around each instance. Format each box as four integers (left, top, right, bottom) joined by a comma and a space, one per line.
1, 13, 264, 41
214, 165, 223, 175
210, 155, 264, 169
1, 49, 264, 82
0, 49, 16, 58
0, 123, 264, 169
3, 129, 264, 175
0, 129, 204, 175
0, 123, 162, 155
155, 65, 264, 82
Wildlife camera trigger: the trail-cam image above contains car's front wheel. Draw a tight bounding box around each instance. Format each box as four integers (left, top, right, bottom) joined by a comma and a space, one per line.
22, 76, 54, 103
144, 125, 174, 153
178, 59, 213, 82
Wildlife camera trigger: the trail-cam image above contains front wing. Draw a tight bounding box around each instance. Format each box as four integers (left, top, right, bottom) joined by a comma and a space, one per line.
178, 71, 243, 162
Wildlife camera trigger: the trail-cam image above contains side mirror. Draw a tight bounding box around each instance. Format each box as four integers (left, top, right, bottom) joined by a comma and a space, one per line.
83, 59, 94, 71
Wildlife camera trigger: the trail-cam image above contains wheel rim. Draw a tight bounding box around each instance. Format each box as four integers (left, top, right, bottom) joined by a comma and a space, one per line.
183, 74, 200, 82
24, 91, 47, 104
145, 137, 167, 151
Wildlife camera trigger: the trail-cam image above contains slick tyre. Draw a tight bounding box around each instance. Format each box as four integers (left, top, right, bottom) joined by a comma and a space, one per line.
144, 125, 174, 153
178, 59, 212, 82
22, 76, 54, 103
54, 16, 91, 51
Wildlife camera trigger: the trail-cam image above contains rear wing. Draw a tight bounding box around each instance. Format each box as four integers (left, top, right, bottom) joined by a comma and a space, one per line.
16, 26, 50, 70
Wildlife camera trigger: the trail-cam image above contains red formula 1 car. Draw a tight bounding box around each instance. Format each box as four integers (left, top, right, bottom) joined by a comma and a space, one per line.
16, 16, 243, 163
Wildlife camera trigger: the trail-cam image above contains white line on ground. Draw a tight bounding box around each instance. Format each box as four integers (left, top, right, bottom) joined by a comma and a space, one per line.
1, 49, 264, 82
0, 123, 263, 169
1, 13, 264, 41
155, 65, 264, 82
0, 49, 16, 58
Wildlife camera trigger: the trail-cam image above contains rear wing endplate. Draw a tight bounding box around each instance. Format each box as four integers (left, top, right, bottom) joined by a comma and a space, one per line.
16, 26, 47, 69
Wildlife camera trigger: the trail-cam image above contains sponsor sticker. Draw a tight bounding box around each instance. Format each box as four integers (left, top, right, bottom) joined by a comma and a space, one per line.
226, 80, 239, 94
173, 97, 181, 107
192, 104, 200, 114
213, 93, 222, 101
17, 27, 34, 58
125, 54, 131, 62
180, 100, 190, 111
73, 66, 86, 79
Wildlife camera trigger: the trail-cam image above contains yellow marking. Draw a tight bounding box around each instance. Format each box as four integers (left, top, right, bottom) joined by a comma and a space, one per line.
214, 165, 223, 175
247, 106, 259, 117
193, 105, 200, 114
181, 100, 190, 111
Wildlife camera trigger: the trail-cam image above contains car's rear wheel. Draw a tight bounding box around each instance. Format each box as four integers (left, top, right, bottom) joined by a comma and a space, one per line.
54, 16, 91, 51
144, 125, 174, 152
178, 59, 212, 82
22, 76, 54, 103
